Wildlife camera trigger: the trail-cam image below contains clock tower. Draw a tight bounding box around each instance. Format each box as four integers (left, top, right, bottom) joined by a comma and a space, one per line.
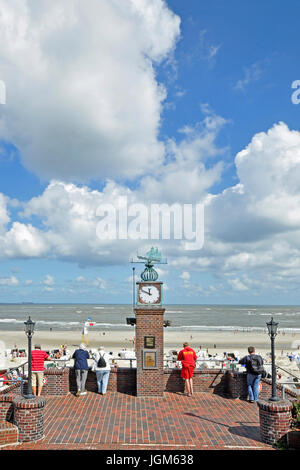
132, 248, 166, 397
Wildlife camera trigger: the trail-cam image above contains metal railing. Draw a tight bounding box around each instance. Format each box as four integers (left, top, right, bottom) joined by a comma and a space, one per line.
2, 361, 28, 378
277, 365, 300, 381
280, 383, 300, 399
164, 358, 230, 370
0, 361, 28, 394
110, 357, 136, 368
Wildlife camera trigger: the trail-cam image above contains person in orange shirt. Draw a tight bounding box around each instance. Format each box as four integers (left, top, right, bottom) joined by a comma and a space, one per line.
177, 342, 197, 397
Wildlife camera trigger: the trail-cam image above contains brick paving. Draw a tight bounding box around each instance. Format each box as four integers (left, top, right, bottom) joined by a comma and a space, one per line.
3, 391, 274, 450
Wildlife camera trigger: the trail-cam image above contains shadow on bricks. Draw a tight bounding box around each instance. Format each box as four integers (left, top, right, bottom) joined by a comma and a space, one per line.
185, 412, 262, 444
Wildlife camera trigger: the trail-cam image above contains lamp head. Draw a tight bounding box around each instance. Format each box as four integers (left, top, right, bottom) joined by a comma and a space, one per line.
266, 317, 278, 337
24, 316, 35, 337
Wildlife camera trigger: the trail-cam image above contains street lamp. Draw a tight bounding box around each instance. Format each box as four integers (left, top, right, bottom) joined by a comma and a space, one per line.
23, 316, 35, 399
266, 317, 279, 402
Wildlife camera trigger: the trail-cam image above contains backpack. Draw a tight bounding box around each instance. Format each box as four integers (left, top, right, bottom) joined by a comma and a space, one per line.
97, 353, 106, 368
248, 355, 265, 376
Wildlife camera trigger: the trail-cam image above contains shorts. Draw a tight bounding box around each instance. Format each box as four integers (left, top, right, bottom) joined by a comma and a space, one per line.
31, 371, 44, 387
181, 364, 195, 380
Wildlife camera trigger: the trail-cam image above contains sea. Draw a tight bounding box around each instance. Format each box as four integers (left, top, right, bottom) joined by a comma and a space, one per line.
0, 304, 300, 334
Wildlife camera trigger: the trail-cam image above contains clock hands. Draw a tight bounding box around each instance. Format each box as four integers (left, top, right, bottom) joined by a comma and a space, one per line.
141, 288, 152, 296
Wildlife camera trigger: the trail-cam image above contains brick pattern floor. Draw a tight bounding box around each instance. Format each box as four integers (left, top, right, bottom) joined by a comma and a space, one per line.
4, 392, 274, 450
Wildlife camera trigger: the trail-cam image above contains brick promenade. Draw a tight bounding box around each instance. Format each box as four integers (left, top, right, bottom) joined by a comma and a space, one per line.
3, 391, 274, 451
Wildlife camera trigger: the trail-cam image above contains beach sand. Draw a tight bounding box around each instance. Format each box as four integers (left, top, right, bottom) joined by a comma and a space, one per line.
1, 328, 299, 357
1, 329, 300, 378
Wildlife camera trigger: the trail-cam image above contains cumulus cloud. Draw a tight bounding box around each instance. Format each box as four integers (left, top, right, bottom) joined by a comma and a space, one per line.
207, 122, 300, 245
0, 0, 180, 181
1, 116, 300, 297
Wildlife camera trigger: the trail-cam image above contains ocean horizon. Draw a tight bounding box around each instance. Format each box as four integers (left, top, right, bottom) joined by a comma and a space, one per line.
0, 303, 300, 333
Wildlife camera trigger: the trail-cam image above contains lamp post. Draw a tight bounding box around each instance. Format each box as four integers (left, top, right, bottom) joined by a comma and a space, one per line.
132, 267, 136, 312
23, 316, 35, 399
266, 317, 279, 402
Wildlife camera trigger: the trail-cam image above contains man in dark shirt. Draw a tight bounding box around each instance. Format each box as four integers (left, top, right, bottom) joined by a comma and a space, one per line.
239, 346, 264, 403
72, 343, 90, 397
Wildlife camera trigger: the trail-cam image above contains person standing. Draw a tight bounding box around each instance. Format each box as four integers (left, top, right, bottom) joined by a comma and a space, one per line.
177, 342, 197, 397
93, 346, 111, 395
72, 343, 90, 397
31, 344, 50, 397
239, 346, 264, 403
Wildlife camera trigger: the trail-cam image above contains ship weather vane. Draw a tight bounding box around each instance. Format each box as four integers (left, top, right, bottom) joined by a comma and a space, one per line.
131, 247, 167, 282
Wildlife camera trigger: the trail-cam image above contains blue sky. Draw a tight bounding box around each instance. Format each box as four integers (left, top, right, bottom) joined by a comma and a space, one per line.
1, 0, 300, 304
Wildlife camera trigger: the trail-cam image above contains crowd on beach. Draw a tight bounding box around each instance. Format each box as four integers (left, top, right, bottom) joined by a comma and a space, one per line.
4, 344, 72, 362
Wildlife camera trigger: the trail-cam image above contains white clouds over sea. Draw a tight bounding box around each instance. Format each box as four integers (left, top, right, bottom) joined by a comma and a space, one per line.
0, 1, 300, 301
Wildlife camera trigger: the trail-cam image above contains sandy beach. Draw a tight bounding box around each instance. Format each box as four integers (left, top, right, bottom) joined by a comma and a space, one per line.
1, 328, 299, 358
1, 328, 300, 382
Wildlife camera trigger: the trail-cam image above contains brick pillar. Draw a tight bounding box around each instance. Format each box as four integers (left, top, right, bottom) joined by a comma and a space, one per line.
13, 396, 46, 442
135, 306, 165, 397
43, 367, 70, 396
258, 399, 293, 446
0, 395, 14, 421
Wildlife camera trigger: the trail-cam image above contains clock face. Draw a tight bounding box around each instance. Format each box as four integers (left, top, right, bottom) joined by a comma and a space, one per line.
138, 284, 160, 304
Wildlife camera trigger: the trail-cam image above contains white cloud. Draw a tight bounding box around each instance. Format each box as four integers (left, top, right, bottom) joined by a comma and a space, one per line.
1, 222, 49, 259
0, 0, 180, 181
43, 274, 55, 286
139, 109, 228, 203
1, 120, 300, 298
180, 271, 190, 281
0, 194, 10, 235
93, 277, 108, 290
44, 286, 54, 292
228, 278, 248, 291
0, 275, 19, 286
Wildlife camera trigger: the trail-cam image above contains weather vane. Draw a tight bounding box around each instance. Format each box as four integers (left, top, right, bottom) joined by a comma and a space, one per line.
131, 247, 167, 281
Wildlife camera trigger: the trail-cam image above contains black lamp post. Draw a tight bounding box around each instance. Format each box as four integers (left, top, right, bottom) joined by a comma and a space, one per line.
266, 317, 279, 402
132, 267, 136, 312
23, 316, 35, 399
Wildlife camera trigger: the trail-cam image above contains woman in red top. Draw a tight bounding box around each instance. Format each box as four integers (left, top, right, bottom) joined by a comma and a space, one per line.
177, 342, 197, 397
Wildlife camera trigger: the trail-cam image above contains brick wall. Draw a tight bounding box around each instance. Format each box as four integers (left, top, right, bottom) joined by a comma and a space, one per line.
164, 368, 228, 395
135, 307, 165, 397
1, 367, 297, 401
69, 367, 137, 394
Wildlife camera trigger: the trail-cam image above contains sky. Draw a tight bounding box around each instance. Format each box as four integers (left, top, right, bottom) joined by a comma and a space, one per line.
1, 0, 300, 304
